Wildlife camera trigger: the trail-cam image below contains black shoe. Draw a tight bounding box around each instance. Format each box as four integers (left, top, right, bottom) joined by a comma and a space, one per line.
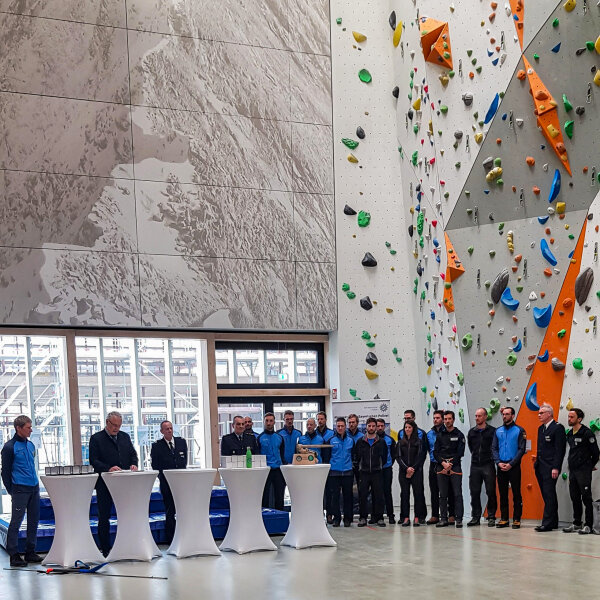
401, 519, 411, 527
332, 520, 341, 527
358, 518, 367, 527
436, 520, 449, 528
10, 554, 27, 567
344, 520, 352, 527
534, 525, 553, 532
368, 518, 376, 525
455, 520, 463, 528
377, 519, 386, 527
488, 518, 496, 527
326, 515, 334, 524
413, 519, 421, 527
467, 518, 480, 527
389, 516, 396, 525
496, 520, 510, 528
24, 552, 43, 563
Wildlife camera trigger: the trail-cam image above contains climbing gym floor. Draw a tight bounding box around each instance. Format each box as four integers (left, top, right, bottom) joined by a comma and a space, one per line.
1, 520, 596, 599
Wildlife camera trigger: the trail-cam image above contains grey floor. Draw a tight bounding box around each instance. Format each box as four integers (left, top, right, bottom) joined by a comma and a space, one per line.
1, 521, 598, 600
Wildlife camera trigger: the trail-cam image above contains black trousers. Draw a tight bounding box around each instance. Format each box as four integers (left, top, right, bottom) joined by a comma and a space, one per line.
535, 464, 559, 528
262, 467, 286, 511
469, 463, 497, 519
96, 479, 115, 554
399, 469, 426, 521
359, 471, 384, 521
330, 473, 354, 523
429, 462, 453, 518
324, 474, 333, 516
497, 464, 522, 521
569, 468, 594, 528
382, 467, 395, 518
6, 484, 39, 556
159, 476, 176, 544
437, 472, 464, 520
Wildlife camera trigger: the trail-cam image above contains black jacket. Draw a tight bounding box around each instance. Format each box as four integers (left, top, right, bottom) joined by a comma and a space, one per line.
535, 421, 567, 472
433, 427, 466, 471
352, 435, 388, 473
220, 432, 259, 456
467, 424, 496, 466
89, 429, 138, 473
396, 433, 427, 471
567, 424, 599, 472
150, 437, 188, 480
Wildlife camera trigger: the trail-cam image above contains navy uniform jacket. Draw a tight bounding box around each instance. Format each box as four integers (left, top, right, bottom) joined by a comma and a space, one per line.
535, 421, 566, 472
89, 429, 138, 473
221, 432, 259, 456
151, 437, 188, 482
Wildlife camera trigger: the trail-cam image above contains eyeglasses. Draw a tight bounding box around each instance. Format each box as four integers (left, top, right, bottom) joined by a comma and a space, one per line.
107, 420, 121, 427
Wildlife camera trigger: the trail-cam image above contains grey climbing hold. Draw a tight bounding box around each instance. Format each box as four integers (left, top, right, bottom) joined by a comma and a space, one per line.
462, 93, 473, 106
361, 252, 377, 267
552, 357, 565, 371
454, 131, 463, 139
366, 352, 378, 366
408, 224, 414, 238
575, 106, 585, 116
389, 10, 396, 30
491, 268, 509, 304
588, 368, 594, 377
360, 296, 373, 311
482, 156, 494, 170
575, 267, 594, 305
344, 205, 357, 215
356, 126, 365, 139
392, 86, 400, 98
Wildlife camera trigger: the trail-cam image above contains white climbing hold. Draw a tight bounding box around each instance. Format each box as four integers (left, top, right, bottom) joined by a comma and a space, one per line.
530, 241, 536, 248
525, 302, 531, 311
547, 206, 555, 215
543, 163, 548, 171
498, 328, 505, 335
496, 376, 504, 384
529, 291, 538, 300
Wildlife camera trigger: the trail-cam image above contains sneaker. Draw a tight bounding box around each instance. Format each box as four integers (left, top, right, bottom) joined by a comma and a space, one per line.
9, 554, 27, 568
563, 524, 582, 533
512, 521, 521, 529
332, 520, 341, 528
436, 519, 449, 528
377, 519, 386, 527
578, 526, 592, 535
448, 516, 455, 524
488, 518, 496, 527
592, 528, 600, 535
389, 516, 396, 525
23, 552, 43, 563
496, 520, 510, 528
455, 520, 463, 528
344, 520, 352, 527
401, 519, 411, 527
358, 518, 367, 527
467, 518, 480, 527
426, 517, 439, 525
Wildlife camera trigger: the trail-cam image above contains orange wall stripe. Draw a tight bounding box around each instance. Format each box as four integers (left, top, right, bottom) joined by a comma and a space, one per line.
509, 0, 524, 49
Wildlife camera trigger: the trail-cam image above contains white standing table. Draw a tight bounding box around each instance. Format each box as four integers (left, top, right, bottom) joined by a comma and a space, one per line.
102, 470, 161, 562
219, 467, 278, 554
280, 464, 336, 549
41, 474, 104, 566
164, 468, 220, 558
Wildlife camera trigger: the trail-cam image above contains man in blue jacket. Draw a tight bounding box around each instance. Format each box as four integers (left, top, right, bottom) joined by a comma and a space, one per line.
258, 412, 286, 510
1, 415, 42, 567
328, 417, 355, 527
376, 418, 397, 524
277, 410, 302, 466
426, 410, 453, 524
298, 418, 324, 462
492, 406, 526, 529
316, 411, 335, 522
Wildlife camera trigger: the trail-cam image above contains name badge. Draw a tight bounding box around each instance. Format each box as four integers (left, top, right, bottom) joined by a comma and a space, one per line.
450, 437, 458, 442
574, 439, 581, 445
545, 436, 551, 441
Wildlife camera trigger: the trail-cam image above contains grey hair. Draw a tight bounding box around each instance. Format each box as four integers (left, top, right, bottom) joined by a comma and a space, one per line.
14, 415, 32, 429
106, 411, 123, 422
306, 417, 316, 425
540, 403, 554, 416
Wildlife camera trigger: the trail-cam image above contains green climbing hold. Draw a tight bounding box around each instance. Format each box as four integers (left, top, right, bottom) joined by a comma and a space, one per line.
358, 69, 372, 83
467, 246, 474, 254
413, 125, 419, 134
564, 120, 574, 139
458, 409, 464, 424
586, 41, 596, 52
597, 291, 600, 300
419, 236, 424, 248
573, 357, 583, 370
561, 472, 568, 480
392, 347, 398, 354
494, 158, 502, 167
420, 290, 426, 300
568, 234, 574, 240
396, 356, 402, 363
440, 105, 448, 114
467, 49, 473, 57
558, 329, 566, 338
390, 249, 397, 255
507, 352, 517, 366
342, 138, 359, 149
490, 398, 500, 413
411, 150, 419, 166
417, 213, 425, 235
342, 283, 350, 292
385, 242, 391, 248
366, 341, 375, 348
444, 192, 449, 199
426, 333, 431, 342
563, 94, 573, 112
486, 408, 493, 421
421, 386, 427, 393
346, 291, 356, 299
516, 286, 523, 293
444, 282, 452, 289
448, 70, 455, 78
336, 17, 342, 25
533, 53, 539, 60
461, 333, 473, 350
357, 210, 371, 227
498, 222, 505, 231
489, 250, 496, 257
476, 66, 482, 74
552, 18, 559, 27
471, 58, 477, 66
590, 418, 600, 433
457, 373, 464, 385
361, 331, 371, 340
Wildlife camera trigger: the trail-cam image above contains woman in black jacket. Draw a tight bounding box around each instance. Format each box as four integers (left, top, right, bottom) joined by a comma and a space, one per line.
396, 420, 427, 526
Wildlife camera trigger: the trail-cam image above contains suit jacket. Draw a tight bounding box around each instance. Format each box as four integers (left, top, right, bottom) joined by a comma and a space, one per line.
221, 431, 258, 456
89, 429, 138, 474
535, 421, 566, 472
151, 437, 188, 481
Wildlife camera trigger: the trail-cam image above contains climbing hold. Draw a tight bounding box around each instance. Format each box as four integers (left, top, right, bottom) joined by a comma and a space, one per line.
573, 358, 583, 370
356, 126, 365, 139
347, 153, 358, 163
346, 291, 356, 299
564, 120, 574, 139
361, 331, 371, 340
552, 357, 566, 371
533, 304, 552, 328
360, 296, 373, 311
575, 267, 594, 305
361, 252, 377, 267
512, 339, 522, 353
462, 93, 473, 106
412, 97, 422, 111
349, 388, 356, 397
562, 297, 573, 309
557, 328, 567, 338
548, 169, 561, 203
343, 205, 357, 216
419, 17, 453, 69
357, 211, 371, 227
556, 202, 566, 214
393, 22, 403, 47
491, 268, 509, 304
457, 373, 464, 385
490, 398, 501, 413
417, 212, 425, 235
563, 94, 573, 112
500, 288, 519, 311
358, 69, 372, 83
526, 156, 535, 166
538, 349, 549, 362
364, 369, 379, 380
484, 93, 500, 124
461, 333, 473, 350
551, 43, 561, 54
342, 138, 359, 149
352, 31, 367, 43
467, 246, 474, 254
389, 11, 396, 30
540, 239, 558, 266
563, 0, 576, 12
587, 368, 593, 376
341, 283, 350, 292
525, 382, 539, 411
458, 409, 464, 424
365, 352, 378, 366
507, 352, 517, 366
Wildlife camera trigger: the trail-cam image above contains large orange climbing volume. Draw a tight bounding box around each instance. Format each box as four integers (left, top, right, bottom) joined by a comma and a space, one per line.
442, 232, 464, 314
419, 17, 453, 70
515, 219, 586, 519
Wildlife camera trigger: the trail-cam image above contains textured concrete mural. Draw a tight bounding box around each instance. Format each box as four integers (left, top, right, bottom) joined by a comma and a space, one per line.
0, 0, 336, 330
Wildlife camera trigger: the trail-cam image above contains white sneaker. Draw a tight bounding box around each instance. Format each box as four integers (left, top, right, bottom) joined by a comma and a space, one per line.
578, 526, 592, 535
562, 523, 582, 533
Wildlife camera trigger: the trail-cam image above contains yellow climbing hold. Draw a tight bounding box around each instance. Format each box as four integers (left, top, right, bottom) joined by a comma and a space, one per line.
565, 397, 574, 411
413, 97, 422, 111
364, 369, 379, 380
347, 153, 359, 163
393, 21, 403, 47
385, 307, 394, 313
563, 0, 576, 11
556, 202, 566, 214
430, 391, 435, 398
352, 31, 367, 43
594, 70, 600, 87
595, 35, 600, 54
474, 132, 483, 144
546, 123, 560, 138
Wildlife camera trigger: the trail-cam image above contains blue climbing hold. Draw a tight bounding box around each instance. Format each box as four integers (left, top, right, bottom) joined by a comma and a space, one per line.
430, 311, 436, 320
425, 281, 429, 289
525, 382, 540, 412
551, 42, 561, 53
540, 238, 557, 266
568, 249, 574, 259
500, 288, 520, 311
501, 113, 507, 121
513, 339, 522, 353
484, 93, 500, 125
533, 304, 552, 328
415, 204, 421, 212
548, 169, 561, 203
436, 255, 441, 263
487, 49, 494, 57
484, 189, 490, 194
538, 215, 549, 225
492, 58, 499, 66
433, 238, 439, 247
537, 349, 549, 362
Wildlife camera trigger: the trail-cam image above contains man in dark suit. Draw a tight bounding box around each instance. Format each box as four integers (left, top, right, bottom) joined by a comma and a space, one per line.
89, 411, 138, 556
534, 403, 566, 532
221, 415, 258, 456
150, 420, 188, 544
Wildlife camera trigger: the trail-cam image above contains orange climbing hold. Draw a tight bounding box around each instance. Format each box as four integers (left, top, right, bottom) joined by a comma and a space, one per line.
515, 254, 523, 263
544, 268, 553, 277
444, 232, 465, 282
563, 298, 573, 308
533, 186, 541, 195
517, 69, 526, 80
526, 156, 535, 166
419, 17, 453, 69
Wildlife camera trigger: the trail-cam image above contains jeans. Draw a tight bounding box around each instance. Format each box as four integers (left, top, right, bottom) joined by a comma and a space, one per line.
358, 471, 384, 521
381, 467, 395, 518
6, 484, 40, 556
330, 473, 354, 523
497, 464, 522, 521
429, 462, 454, 518
262, 467, 286, 511
469, 463, 497, 519
399, 468, 426, 521
437, 472, 464, 521
569, 468, 594, 528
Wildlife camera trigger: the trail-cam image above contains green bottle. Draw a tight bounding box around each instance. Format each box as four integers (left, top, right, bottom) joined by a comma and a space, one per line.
246, 447, 252, 469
